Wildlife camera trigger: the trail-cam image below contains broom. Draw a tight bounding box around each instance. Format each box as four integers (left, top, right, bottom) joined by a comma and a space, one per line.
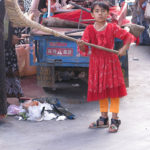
5, 0, 118, 54
122, 23, 145, 37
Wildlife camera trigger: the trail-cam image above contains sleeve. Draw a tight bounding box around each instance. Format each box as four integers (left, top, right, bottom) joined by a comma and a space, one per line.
113, 24, 135, 45
78, 26, 91, 56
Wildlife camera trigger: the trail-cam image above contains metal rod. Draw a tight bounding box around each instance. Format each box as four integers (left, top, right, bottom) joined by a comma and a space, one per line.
78, 9, 83, 29
48, 31, 119, 54
69, 1, 91, 13
65, 29, 85, 35
48, 0, 51, 17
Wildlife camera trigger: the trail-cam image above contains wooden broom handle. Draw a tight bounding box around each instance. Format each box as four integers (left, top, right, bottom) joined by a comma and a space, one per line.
38, 27, 119, 54
51, 31, 119, 54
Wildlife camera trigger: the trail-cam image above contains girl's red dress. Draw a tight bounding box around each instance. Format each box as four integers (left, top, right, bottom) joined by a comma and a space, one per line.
79, 23, 133, 102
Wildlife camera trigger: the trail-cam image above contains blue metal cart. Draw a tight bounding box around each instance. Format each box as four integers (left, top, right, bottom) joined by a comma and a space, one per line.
29, 34, 128, 88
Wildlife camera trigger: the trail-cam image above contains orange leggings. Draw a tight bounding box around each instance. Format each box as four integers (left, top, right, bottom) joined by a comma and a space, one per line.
99, 98, 120, 113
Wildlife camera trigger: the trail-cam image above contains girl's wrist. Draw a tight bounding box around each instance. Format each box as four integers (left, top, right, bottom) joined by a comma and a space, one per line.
118, 48, 126, 56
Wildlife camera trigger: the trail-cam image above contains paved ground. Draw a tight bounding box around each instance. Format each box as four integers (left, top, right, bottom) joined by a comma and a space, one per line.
1, 44, 150, 150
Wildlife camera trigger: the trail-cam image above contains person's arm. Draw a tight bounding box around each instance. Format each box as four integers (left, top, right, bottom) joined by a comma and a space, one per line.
113, 24, 134, 56
118, 43, 130, 57
77, 26, 91, 56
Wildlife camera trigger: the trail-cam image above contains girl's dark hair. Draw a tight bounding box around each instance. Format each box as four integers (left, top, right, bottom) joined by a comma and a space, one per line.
91, 1, 109, 13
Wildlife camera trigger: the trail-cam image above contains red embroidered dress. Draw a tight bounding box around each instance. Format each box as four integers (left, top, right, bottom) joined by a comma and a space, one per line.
79, 23, 133, 102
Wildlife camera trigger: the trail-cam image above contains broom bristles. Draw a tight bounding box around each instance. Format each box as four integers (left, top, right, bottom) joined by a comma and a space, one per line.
123, 23, 145, 37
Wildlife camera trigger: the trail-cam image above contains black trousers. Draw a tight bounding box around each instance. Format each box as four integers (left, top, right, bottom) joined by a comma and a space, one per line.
0, 0, 7, 115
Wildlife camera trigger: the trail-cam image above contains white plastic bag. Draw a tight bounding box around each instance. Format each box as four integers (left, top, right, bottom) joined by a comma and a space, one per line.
7, 105, 25, 116
43, 111, 57, 120
56, 115, 66, 121
27, 105, 43, 121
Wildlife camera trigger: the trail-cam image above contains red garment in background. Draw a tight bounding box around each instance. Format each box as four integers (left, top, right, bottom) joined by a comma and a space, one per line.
78, 23, 133, 102
53, 2, 127, 26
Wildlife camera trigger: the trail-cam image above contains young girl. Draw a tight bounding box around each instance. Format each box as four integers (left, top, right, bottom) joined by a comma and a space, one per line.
77, 1, 133, 133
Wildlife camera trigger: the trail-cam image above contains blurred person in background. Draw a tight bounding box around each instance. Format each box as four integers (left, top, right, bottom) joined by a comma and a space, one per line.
132, 0, 150, 45
0, 0, 7, 120
4, 0, 30, 102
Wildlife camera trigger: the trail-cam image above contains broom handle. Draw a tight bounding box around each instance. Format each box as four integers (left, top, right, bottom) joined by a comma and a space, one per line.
49, 30, 119, 54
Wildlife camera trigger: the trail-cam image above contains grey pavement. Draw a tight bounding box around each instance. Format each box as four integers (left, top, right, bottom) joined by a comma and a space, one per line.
1, 44, 150, 150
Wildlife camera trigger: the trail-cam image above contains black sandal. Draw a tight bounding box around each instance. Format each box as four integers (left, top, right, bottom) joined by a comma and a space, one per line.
89, 116, 109, 129
109, 118, 121, 133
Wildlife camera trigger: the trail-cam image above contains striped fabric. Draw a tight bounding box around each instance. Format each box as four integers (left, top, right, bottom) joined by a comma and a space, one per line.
24, 0, 32, 12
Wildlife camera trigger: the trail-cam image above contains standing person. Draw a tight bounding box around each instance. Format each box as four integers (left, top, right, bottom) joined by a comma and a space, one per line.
5, 1, 30, 101
5, 25, 24, 99
132, 0, 150, 44
77, 1, 133, 133
0, 0, 7, 120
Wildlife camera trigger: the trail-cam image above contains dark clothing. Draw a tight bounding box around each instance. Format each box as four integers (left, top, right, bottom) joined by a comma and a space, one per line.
0, 0, 7, 115
4, 2, 28, 98
5, 26, 24, 98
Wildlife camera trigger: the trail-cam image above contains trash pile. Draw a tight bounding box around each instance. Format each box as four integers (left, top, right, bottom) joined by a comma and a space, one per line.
7, 97, 75, 121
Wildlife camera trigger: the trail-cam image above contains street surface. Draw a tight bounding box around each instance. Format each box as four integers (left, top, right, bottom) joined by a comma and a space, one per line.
1, 44, 150, 150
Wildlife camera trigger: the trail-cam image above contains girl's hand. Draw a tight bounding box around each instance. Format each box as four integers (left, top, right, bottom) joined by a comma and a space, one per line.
118, 47, 126, 57
77, 40, 85, 52
118, 43, 130, 57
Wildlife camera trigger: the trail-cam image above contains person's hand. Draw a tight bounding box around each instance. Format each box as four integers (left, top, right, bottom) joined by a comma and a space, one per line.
12, 35, 20, 45
118, 43, 130, 57
21, 34, 29, 39
77, 39, 85, 52
118, 47, 126, 57
0, 114, 6, 120
28, 13, 35, 20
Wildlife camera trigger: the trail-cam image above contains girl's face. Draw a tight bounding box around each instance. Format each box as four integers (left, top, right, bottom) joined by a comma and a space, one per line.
91, 5, 109, 23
